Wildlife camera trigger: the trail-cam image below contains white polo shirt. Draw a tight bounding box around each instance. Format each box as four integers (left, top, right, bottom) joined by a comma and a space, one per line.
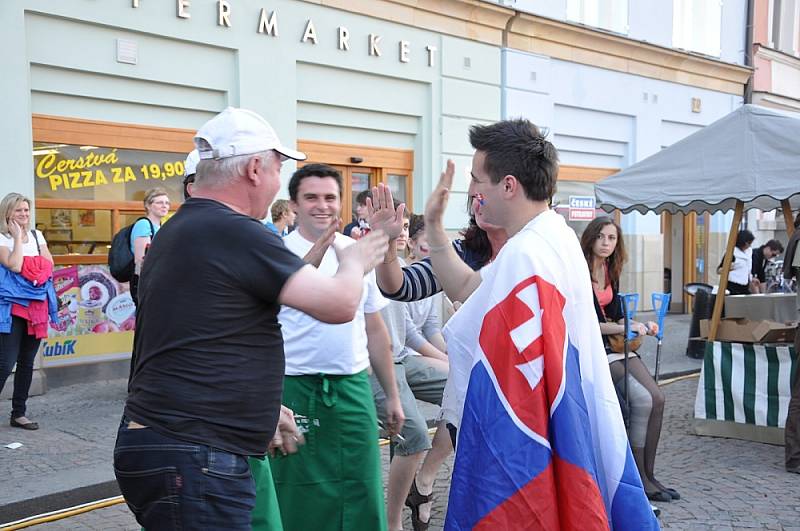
280, 231, 389, 376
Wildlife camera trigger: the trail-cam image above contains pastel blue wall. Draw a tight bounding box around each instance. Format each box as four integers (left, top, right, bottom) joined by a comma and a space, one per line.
510, 0, 747, 66
0, 0, 502, 230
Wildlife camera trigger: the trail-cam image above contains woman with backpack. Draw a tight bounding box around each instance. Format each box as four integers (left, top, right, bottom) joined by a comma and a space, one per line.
129, 188, 170, 303
0, 192, 55, 431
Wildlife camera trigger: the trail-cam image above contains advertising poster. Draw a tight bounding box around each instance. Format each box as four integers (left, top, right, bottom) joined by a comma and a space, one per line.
40, 265, 137, 367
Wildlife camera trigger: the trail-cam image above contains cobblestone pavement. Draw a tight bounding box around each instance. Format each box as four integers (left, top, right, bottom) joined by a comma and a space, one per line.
14, 375, 800, 530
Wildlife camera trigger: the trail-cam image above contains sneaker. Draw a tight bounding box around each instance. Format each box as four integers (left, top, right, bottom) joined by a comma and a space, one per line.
651, 504, 661, 517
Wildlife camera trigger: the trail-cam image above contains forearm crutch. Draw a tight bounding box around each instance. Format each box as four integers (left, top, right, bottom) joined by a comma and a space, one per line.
651, 292, 671, 384
619, 293, 639, 430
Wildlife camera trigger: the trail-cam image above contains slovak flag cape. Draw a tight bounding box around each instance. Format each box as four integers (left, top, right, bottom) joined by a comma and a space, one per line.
441, 210, 659, 530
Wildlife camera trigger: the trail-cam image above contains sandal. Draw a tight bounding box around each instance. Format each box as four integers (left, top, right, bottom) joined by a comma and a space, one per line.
405, 479, 431, 531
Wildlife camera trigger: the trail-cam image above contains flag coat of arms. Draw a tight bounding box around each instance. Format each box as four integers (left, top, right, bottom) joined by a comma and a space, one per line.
441, 210, 659, 530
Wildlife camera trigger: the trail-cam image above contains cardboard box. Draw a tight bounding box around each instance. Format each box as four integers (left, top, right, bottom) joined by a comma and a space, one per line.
700, 318, 797, 344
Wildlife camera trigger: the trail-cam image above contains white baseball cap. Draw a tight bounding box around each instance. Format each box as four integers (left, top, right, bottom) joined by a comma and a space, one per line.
184, 149, 200, 177
194, 107, 306, 162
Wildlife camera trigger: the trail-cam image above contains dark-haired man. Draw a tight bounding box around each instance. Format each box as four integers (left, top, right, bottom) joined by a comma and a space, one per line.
751, 239, 784, 292
263, 163, 404, 531
370, 119, 658, 528
784, 212, 800, 474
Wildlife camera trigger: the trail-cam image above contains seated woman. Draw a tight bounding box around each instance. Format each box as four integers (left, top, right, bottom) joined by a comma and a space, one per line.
581, 216, 679, 503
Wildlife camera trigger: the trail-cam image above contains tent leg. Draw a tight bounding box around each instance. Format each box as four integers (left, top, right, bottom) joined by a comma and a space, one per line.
708, 200, 744, 342
782, 199, 795, 238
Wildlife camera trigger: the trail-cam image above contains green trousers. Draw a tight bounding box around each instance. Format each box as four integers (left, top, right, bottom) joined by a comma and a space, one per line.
267, 370, 386, 531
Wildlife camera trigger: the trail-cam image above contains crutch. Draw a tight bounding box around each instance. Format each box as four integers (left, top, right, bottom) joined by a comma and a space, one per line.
651, 292, 672, 384
619, 293, 639, 429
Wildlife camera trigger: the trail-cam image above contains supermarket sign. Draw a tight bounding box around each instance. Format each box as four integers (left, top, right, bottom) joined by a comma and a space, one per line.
568, 196, 596, 221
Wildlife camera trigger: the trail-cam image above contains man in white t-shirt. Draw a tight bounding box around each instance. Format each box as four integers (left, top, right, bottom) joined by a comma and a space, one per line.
261, 163, 404, 531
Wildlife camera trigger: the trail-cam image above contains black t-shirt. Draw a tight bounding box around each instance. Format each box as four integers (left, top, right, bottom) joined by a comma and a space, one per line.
124, 198, 306, 456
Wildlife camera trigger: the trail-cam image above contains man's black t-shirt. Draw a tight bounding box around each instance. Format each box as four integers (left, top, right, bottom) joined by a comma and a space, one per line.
124, 198, 306, 456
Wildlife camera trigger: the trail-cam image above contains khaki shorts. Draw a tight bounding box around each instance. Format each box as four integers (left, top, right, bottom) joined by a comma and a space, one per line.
371, 356, 447, 456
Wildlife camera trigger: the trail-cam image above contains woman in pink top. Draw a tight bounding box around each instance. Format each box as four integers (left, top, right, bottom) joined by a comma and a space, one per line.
581, 216, 678, 504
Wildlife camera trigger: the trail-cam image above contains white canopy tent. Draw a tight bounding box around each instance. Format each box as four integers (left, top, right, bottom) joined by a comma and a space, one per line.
595, 104, 800, 341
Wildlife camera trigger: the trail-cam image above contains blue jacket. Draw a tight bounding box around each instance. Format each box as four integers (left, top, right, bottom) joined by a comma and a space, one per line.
0, 265, 59, 334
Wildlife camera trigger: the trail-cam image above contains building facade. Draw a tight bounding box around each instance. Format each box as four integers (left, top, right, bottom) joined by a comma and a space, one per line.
495, 0, 751, 310
0, 0, 758, 386
0, 0, 510, 379
747, 0, 800, 242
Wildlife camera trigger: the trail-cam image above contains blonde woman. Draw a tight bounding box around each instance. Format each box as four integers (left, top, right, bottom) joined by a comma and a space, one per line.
130, 188, 170, 303
0, 193, 53, 430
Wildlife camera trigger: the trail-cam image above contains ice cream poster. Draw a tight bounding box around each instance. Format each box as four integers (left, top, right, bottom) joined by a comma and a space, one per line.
50, 265, 136, 336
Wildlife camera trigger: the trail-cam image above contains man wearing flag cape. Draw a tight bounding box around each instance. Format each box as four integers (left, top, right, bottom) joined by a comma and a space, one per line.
371, 119, 659, 530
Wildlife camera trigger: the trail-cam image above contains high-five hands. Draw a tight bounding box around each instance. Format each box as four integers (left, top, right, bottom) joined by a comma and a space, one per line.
424, 160, 455, 228
334, 229, 389, 274
366, 183, 405, 240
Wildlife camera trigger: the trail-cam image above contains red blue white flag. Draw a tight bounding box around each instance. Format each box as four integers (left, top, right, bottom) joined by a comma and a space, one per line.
441, 210, 659, 530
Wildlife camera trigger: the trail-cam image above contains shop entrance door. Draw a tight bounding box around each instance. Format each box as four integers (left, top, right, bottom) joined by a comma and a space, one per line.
297, 140, 414, 224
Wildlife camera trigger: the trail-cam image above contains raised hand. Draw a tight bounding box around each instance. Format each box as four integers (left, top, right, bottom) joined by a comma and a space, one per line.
303, 217, 340, 268
425, 160, 455, 228
7, 220, 22, 240
335, 229, 390, 274
366, 183, 406, 240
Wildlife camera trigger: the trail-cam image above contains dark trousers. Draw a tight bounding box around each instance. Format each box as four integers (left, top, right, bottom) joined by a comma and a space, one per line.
786, 336, 800, 472
113, 416, 256, 530
0, 316, 41, 419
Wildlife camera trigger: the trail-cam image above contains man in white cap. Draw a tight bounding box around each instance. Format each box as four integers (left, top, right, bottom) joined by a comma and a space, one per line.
113, 107, 390, 530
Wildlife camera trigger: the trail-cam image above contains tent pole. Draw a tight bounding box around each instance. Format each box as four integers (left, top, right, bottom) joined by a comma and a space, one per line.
782, 199, 795, 238
708, 200, 744, 342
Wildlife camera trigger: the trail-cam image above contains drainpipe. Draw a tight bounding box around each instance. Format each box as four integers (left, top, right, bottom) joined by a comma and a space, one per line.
501, 12, 521, 120
744, 0, 754, 104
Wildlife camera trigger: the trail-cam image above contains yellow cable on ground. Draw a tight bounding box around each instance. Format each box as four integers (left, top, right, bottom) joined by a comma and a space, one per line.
659, 372, 700, 386
0, 496, 125, 530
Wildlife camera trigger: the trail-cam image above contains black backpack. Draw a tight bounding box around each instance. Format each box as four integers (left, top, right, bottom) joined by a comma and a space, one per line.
108, 217, 154, 282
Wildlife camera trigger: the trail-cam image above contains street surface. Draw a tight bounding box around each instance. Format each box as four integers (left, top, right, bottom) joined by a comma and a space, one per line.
6, 376, 798, 530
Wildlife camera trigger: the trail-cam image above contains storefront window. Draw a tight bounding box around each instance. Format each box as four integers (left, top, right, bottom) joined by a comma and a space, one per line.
34, 143, 185, 201
32, 143, 185, 255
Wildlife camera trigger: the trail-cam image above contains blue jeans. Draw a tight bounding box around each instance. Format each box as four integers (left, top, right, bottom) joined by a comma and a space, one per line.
113, 416, 256, 530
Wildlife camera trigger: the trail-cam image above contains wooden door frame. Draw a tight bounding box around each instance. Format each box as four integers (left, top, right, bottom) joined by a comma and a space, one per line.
297, 140, 414, 222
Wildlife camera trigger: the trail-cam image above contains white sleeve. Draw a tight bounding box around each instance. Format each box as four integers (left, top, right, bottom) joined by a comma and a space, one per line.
364, 270, 390, 313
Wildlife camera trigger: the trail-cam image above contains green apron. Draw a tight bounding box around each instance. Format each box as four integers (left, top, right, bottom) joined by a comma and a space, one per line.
268, 370, 386, 531
249, 456, 284, 531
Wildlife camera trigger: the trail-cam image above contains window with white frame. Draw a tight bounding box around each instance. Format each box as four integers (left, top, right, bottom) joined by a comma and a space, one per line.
566, 0, 629, 35
672, 0, 722, 57
771, 0, 800, 56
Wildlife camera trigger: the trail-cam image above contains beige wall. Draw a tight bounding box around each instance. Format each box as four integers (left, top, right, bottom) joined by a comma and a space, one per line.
619, 233, 664, 311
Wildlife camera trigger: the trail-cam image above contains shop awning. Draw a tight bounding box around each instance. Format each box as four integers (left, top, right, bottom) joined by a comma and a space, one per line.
594, 104, 800, 215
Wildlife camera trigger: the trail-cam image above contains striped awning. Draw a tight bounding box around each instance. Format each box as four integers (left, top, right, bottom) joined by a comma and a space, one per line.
695, 341, 797, 429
